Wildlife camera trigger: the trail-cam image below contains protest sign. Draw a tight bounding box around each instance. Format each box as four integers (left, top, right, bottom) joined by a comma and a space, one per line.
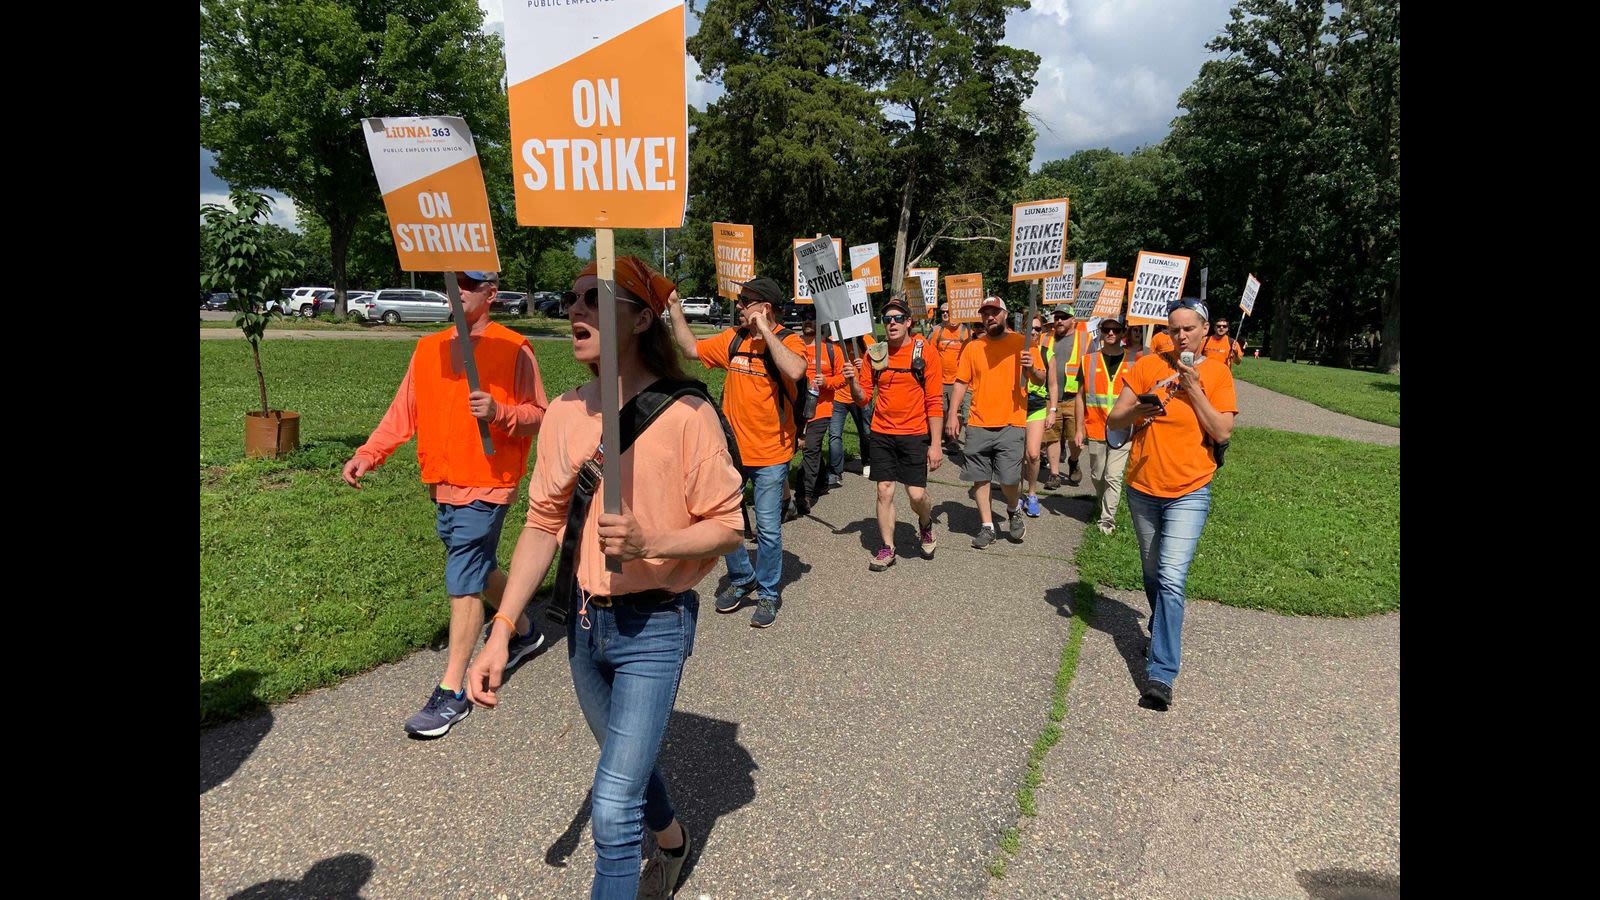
1240, 273, 1261, 316
1127, 251, 1191, 325
712, 222, 754, 300
849, 243, 883, 293
1093, 276, 1127, 319
362, 116, 500, 273
945, 273, 984, 324
833, 279, 874, 340
1043, 264, 1076, 305
1007, 199, 1068, 281
1083, 261, 1107, 280
793, 237, 843, 302
505, 0, 687, 228
796, 236, 853, 324
908, 266, 939, 318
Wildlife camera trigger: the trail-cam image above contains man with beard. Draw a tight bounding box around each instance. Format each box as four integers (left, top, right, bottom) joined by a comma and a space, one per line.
944, 296, 1031, 548
667, 276, 807, 628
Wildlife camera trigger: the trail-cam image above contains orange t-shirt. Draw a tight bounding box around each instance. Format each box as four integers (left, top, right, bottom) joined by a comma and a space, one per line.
864, 337, 944, 436
1202, 335, 1241, 366
800, 340, 848, 423
1121, 354, 1239, 498
934, 324, 970, 385
955, 332, 1028, 428
1149, 330, 1175, 354
833, 333, 876, 405
696, 327, 809, 467
523, 384, 746, 596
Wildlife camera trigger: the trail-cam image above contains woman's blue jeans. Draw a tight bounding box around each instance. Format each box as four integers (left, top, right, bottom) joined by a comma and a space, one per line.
1125, 484, 1212, 687
568, 590, 698, 899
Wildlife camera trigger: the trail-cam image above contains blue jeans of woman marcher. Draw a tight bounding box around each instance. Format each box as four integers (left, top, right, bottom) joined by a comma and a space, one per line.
723, 463, 788, 600
829, 401, 872, 480
568, 589, 699, 899
1125, 484, 1212, 687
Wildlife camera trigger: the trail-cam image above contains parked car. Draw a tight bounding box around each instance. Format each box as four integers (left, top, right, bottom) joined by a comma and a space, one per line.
346, 291, 376, 319
490, 290, 528, 315
203, 292, 234, 311
287, 286, 334, 317
678, 296, 713, 321
533, 291, 563, 317
369, 288, 452, 324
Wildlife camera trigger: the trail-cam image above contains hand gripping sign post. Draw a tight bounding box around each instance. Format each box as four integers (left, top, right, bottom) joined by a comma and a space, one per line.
849, 243, 884, 293
1008, 198, 1069, 388
362, 115, 500, 457
714, 221, 755, 323
506, 0, 687, 572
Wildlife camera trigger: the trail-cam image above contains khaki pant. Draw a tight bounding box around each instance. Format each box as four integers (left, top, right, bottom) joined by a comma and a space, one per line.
1085, 438, 1131, 529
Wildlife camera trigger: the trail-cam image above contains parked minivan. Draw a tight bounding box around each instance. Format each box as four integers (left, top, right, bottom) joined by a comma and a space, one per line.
368, 288, 451, 323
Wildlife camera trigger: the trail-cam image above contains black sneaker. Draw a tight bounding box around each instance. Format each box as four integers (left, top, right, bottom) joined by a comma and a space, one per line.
1066, 464, 1083, 486
715, 581, 755, 614
1007, 507, 1027, 542
504, 627, 547, 672
1141, 680, 1173, 711
1043, 472, 1061, 491
971, 527, 997, 549
750, 596, 780, 628
782, 500, 801, 523
826, 475, 843, 488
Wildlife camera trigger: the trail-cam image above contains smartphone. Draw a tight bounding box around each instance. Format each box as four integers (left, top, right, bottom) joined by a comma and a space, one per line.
1136, 393, 1164, 408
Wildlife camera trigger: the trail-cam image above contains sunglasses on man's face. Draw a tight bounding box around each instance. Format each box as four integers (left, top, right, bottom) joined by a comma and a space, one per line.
560, 288, 645, 315
1100, 326, 1125, 334
882, 314, 909, 325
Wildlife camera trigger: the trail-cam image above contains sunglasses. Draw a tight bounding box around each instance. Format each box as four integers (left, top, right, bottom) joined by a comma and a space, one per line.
1167, 298, 1209, 317
882, 314, 909, 324
560, 288, 645, 315
1100, 325, 1125, 333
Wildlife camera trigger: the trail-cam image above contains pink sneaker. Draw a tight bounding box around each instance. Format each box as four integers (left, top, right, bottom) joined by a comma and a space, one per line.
919, 521, 937, 559
869, 546, 896, 571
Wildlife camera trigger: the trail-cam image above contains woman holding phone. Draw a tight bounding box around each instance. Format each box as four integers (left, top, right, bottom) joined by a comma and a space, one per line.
1105, 297, 1238, 711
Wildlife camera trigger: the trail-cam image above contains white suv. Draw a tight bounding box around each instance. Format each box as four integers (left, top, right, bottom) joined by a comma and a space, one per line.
288, 286, 334, 317
678, 297, 714, 321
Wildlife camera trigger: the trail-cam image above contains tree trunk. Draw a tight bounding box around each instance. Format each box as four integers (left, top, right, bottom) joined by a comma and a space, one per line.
330, 214, 354, 318
1378, 269, 1400, 374
890, 158, 917, 301
252, 338, 269, 415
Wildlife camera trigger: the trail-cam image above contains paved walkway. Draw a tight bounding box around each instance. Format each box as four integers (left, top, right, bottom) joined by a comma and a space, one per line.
1233, 379, 1399, 446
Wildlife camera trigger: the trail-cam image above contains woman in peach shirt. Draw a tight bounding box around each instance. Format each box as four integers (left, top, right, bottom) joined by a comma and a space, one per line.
467, 258, 744, 899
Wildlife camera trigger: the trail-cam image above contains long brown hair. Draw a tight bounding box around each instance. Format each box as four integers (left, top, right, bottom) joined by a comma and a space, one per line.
583, 307, 688, 381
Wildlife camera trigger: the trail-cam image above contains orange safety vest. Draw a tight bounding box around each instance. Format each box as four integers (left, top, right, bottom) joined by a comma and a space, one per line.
413, 322, 534, 487
1079, 350, 1134, 441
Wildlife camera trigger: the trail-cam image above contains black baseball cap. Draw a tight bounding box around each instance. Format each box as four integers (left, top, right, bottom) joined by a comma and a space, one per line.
735, 277, 785, 305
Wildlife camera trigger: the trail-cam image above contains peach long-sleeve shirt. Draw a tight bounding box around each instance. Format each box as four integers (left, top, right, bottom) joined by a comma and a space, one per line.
354, 318, 549, 505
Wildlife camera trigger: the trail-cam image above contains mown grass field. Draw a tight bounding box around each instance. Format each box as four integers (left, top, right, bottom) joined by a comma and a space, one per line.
1232, 357, 1399, 427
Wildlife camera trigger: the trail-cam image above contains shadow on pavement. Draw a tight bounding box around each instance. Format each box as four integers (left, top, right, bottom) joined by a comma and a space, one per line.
1044, 583, 1149, 693
227, 852, 374, 899
1297, 867, 1400, 900
545, 712, 759, 886
200, 670, 272, 795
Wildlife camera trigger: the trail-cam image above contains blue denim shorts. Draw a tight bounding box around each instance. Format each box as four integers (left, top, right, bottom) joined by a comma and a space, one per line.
435, 500, 510, 596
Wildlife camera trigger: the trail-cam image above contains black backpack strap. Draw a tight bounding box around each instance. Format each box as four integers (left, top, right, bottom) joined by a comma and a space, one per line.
547, 379, 734, 625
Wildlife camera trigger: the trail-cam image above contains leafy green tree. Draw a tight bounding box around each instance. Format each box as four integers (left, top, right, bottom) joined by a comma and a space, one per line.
201, 191, 298, 415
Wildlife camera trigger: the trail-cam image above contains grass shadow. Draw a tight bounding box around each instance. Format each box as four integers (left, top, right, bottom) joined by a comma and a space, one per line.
1368, 381, 1400, 394
226, 852, 374, 899
200, 670, 273, 793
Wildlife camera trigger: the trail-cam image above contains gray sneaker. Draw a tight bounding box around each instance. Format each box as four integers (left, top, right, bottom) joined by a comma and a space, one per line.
1007, 507, 1027, 542
504, 627, 546, 671
750, 596, 780, 628
971, 527, 997, 549
404, 685, 471, 738
637, 823, 693, 899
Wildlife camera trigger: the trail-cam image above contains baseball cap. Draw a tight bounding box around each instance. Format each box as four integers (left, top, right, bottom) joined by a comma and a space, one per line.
883, 297, 912, 316
979, 296, 1006, 312
736, 276, 786, 305
461, 271, 499, 283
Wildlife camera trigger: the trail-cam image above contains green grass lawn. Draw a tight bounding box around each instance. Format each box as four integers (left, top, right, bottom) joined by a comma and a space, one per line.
1232, 357, 1399, 427
200, 338, 864, 724
1074, 427, 1398, 617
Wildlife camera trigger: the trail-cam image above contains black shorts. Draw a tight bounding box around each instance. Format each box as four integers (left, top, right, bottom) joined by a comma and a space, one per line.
868, 431, 930, 488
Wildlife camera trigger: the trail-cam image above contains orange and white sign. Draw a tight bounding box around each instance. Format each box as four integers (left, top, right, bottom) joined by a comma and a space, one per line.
505, 0, 686, 228
1008, 198, 1068, 281
908, 266, 939, 318
713, 222, 755, 300
1083, 261, 1108, 280
1128, 251, 1191, 325
849, 243, 884, 293
362, 116, 500, 273
1094, 276, 1128, 319
792, 237, 842, 303
945, 273, 984, 324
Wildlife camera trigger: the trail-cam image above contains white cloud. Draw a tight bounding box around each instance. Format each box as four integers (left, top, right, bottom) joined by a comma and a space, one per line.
1007, 0, 1236, 167
199, 191, 300, 232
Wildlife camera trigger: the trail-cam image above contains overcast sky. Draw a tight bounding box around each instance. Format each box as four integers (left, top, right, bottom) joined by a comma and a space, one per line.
201, 0, 1236, 230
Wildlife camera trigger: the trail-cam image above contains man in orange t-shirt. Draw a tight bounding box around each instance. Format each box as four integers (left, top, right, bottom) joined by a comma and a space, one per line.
945, 295, 1032, 548
342, 270, 550, 738
1201, 315, 1244, 368
1148, 326, 1174, 354
850, 297, 943, 570
667, 276, 807, 628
